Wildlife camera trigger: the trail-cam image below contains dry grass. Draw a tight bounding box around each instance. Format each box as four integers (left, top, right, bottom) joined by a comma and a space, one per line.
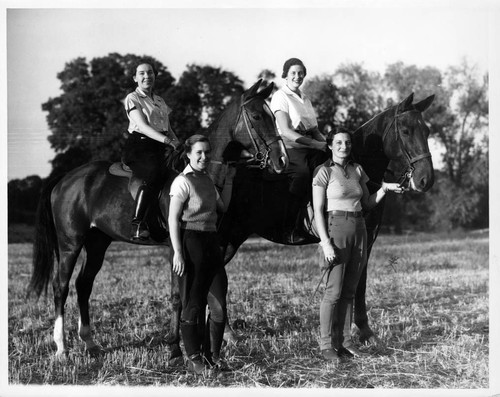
7, 231, 489, 390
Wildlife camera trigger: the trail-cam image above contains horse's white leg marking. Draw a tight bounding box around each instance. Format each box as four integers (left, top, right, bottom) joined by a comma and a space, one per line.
53, 315, 66, 356
78, 317, 98, 351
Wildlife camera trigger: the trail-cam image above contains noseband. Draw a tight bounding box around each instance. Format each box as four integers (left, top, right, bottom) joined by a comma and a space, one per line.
236, 96, 282, 169
382, 106, 432, 187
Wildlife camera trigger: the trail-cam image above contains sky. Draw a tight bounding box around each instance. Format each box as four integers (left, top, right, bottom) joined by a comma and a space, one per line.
3, 0, 495, 180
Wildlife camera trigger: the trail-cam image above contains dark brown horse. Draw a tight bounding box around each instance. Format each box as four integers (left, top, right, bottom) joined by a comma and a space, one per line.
201, 92, 436, 346
28, 80, 287, 357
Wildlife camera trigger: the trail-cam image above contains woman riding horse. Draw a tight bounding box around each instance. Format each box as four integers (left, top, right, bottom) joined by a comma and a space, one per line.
270, 57, 329, 244
122, 61, 181, 241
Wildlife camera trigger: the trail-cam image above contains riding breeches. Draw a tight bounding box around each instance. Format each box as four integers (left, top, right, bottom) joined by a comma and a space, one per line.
122, 132, 169, 187
286, 148, 329, 202
319, 213, 367, 350
178, 230, 228, 325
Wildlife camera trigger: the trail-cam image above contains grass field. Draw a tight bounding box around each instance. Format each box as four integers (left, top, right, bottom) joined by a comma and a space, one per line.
7, 231, 489, 389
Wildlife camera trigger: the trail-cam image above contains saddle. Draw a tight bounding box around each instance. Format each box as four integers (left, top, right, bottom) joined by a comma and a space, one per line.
108, 162, 143, 199
108, 162, 168, 243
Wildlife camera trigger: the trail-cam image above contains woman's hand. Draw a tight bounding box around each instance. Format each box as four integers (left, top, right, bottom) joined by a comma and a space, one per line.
172, 251, 185, 277
320, 240, 336, 268
382, 182, 405, 194
312, 140, 327, 151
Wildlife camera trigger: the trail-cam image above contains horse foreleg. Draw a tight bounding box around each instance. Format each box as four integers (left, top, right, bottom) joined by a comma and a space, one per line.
76, 229, 111, 355
354, 262, 379, 346
167, 265, 182, 363
53, 247, 82, 357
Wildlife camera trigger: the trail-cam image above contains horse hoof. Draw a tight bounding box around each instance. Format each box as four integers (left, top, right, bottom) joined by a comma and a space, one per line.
87, 346, 105, 357
168, 343, 183, 366
360, 334, 380, 347
169, 354, 184, 367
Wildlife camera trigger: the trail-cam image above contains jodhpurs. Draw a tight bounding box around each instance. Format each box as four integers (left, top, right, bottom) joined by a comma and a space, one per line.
319, 212, 367, 350
179, 230, 228, 326
122, 132, 169, 188
286, 148, 329, 203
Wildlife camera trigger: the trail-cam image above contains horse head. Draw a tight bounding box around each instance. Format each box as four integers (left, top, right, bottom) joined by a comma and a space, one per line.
381, 93, 435, 192
208, 79, 288, 186
353, 93, 435, 193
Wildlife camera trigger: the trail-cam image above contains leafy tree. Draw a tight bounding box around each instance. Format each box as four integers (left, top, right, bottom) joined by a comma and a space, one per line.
175, 64, 244, 129
302, 75, 341, 132
8, 175, 43, 224
333, 63, 385, 131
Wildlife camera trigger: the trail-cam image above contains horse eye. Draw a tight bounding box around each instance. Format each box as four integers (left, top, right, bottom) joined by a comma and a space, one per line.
252, 114, 261, 121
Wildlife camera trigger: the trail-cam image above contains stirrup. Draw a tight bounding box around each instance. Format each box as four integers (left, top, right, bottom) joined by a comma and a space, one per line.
131, 222, 150, 241
284, 229, 309, 245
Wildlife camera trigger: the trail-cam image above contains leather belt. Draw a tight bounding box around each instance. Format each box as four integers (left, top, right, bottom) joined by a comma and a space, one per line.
329, 210, 363, 218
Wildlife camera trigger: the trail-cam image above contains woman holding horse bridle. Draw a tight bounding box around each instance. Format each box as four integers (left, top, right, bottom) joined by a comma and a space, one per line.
312, 129, 404, 365
168, 134, 236, 374
270, 57, 329, 244
122, 61, 181, 240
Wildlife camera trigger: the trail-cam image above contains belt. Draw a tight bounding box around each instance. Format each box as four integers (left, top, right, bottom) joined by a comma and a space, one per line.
132, 131, 167, 140
329, 210, 363, 218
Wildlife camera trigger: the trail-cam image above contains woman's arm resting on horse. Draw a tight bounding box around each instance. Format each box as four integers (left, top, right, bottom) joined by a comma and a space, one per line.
164, 116, 182, 149
275, 111, 325, 151
129, 108, 178, 148
361, 181, 404, 210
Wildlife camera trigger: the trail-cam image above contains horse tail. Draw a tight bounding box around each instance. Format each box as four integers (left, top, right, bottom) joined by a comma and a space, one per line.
27, 175, 64, 299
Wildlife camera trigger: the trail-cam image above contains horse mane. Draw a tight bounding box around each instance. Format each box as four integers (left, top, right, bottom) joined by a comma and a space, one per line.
164, 96, 242, 174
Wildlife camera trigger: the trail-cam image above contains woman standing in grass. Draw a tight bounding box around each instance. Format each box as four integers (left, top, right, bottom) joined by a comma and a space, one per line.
312, 129, 404, 364
168, 134, 236, 374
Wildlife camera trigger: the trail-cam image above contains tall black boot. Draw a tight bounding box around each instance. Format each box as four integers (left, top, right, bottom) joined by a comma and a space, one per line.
131, 183, 151, 241
180, 322, 205, 374
206, 318, 228, 369
281, 194, 309, 245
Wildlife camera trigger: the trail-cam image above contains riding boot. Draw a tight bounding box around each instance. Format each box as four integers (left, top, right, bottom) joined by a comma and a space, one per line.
282, 194, 309, 244
131, 183, 151, 241
206, 318, 228, 369
181, 322, 203, 356
181, 322, 206, 373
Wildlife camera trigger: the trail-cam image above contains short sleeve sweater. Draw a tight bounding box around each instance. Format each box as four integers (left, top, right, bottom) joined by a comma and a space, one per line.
312, 160, 369, 212
169, 164, 220, 232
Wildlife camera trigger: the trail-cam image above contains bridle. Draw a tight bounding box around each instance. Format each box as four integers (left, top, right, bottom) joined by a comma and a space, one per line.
234, 96, 282, 169
382, 105, 432, 187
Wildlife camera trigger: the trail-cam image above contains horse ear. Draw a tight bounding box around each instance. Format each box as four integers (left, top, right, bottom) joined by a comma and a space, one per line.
245, 79, 263, 99
257, 82, 274, 99
399, 93, 415, 110
413, 95, 435, 113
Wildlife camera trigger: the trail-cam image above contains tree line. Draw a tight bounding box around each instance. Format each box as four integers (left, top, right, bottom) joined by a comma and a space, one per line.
8, 53, 488, 233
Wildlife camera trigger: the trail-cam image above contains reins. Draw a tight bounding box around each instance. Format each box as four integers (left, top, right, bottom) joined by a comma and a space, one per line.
238, 97, 282, 169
